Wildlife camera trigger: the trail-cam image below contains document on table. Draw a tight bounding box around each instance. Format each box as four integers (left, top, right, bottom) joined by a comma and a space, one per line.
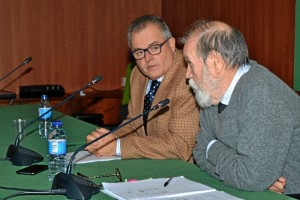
66, 151, 120, 164
102, 176, 243, 200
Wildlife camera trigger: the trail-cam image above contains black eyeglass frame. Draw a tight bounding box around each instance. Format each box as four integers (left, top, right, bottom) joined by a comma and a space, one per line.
131, 37, 171, 60
77, 168, 122, 182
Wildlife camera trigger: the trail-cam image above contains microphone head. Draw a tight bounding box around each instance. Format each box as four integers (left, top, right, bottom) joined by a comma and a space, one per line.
21, 57, 32, 66
152, 98, 170, 110
160, 98, 170, 107
90, 75, 103, 86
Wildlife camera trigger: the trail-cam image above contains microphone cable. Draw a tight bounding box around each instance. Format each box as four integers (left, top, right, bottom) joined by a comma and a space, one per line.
1, 189, 66, 200
0, 185, 49, 192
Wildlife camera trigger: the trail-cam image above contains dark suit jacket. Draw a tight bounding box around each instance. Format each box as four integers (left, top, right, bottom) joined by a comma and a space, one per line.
114, 50, 200, 161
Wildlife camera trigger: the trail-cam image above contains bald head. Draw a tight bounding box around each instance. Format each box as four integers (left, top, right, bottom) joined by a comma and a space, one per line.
180, 20, 249, 68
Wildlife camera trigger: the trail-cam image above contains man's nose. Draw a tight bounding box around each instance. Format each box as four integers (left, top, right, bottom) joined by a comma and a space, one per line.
186, 66, 192, 79
144, 50, 153, 62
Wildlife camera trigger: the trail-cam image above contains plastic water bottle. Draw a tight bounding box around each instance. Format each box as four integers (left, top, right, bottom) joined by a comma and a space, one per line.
38, 94, 52, 138
48, 120, 67, 181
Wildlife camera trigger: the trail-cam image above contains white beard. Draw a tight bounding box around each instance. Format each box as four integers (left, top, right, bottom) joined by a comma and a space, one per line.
189, 79, 212, 108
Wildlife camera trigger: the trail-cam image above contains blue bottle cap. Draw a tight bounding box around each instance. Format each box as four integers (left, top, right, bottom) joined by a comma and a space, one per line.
41, 94, 48, 100
52, 120, 63, 128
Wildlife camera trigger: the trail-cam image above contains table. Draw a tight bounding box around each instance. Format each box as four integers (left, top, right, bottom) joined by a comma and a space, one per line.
0, 104, 294, 199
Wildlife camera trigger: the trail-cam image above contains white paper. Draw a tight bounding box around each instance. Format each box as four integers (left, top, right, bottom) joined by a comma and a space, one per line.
102, 176, 243, 200
146, 191, 244, 200
66, 151, 120, 164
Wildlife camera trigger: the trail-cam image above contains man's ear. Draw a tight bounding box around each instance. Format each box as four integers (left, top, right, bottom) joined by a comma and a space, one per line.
168, 37, 176, 52
207, 50, 223, 74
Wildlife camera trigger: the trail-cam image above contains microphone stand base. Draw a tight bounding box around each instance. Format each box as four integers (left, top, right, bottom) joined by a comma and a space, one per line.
51, 173, 100, 200
6, 144, 44, 166
0, 90, 16, 100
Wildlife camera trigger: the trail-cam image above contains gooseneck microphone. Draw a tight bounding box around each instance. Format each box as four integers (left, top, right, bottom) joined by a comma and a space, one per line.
0, 57, 32, 100
6, 75, 102, 166
0, 57, 32, 82
51, 98, 170, 200
21, 57, 33, 66
14, 75, 102, 147
67, 98, 170, 174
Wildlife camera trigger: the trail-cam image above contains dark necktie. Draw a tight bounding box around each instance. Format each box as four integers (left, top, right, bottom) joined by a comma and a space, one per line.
218, 102, 227, 113
143, 80, 160, 133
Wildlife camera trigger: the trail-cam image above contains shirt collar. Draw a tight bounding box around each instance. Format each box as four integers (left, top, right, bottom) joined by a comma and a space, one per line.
146, 76, 164, 94
220, 64, 250, 105
152, 76, 164, 83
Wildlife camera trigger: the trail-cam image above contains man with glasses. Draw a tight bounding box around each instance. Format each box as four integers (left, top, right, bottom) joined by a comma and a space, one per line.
86, 15, 199, 162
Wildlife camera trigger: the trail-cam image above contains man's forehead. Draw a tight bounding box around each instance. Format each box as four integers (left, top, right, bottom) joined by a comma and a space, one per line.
183, 36, 199, 56
131, 26, 163, 48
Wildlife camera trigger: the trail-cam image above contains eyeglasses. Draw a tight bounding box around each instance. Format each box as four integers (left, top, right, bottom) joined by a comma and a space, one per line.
131, 38, 171, 60
77, 168, 122, 182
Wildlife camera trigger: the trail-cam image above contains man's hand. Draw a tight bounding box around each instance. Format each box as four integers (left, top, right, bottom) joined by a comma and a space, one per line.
85, 127, 117, 157
269, 176, 286, 194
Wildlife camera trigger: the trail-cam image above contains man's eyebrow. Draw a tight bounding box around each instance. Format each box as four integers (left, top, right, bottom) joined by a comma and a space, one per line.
183, 55, 189, 61
148, 41, 160, 46
131, 47, 142, 52
132, 41, 161, 51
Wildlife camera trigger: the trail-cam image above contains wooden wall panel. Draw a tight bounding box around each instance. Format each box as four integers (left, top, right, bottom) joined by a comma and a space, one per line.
162, 0, 295, 88
0, 0, 295, 91
0, 0, 162, 94
0, 0, 296, 124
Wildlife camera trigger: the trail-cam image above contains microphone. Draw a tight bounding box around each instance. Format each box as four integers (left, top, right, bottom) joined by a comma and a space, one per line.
20, 57, 32, 66
6, 75, 103, 166
67, 98, 170, 174
51, 98, 170, 200
0, 57, 32, 100
0, 57, 32, 82
152, 98, 170, 110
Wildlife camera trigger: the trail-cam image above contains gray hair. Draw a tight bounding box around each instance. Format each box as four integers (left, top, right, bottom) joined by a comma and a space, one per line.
180, 20, 249, 68
127, 15, 172, 49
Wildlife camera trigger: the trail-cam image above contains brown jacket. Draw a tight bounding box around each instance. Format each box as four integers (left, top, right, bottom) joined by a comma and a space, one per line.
114, 50, 200, 161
